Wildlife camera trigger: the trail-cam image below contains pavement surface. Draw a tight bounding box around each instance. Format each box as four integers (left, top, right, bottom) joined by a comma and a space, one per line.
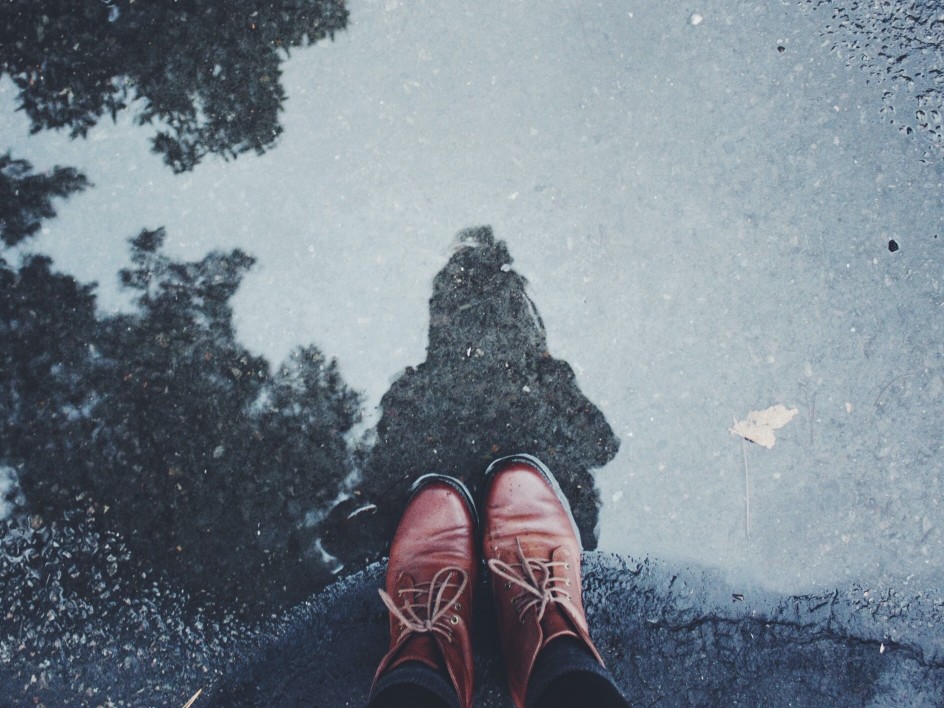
210, 552, 944, 706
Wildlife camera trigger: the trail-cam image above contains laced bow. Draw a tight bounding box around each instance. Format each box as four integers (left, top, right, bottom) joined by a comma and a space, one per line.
379, 566, 468, 643
487, 538, 574, 623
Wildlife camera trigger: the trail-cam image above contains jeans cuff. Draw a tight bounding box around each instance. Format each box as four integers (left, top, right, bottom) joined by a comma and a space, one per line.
368, 660, 460, 708
525, 636, 628, 708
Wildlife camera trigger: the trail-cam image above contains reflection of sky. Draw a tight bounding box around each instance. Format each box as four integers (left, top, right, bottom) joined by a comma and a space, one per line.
4, 0, 943, 594
0, 465, 20, 521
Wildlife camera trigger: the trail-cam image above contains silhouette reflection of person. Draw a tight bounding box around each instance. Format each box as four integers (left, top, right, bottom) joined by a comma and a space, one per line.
323, 227, 620, 573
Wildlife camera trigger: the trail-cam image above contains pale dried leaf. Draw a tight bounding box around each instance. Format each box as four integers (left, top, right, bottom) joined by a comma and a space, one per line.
729, 404, 798, 449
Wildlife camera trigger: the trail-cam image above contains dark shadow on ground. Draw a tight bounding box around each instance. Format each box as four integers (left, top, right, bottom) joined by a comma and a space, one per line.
208, 551, 944, 706
322, 226, 620, 568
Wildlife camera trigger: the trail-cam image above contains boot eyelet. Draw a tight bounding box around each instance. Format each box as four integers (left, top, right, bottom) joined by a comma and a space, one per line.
450, 615, 460, 625
454, 602, 461, 611
564, 563, 571, 570
566, 580, 572, 586
504, 581, 512, 590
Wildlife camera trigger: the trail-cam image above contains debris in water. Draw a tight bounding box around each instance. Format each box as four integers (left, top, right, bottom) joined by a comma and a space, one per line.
346, 504, 378, 520
730, 404, 798, 537
729, 404, 798, 449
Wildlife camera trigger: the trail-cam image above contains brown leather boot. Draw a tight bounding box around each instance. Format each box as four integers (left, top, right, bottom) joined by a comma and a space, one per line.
482, 454, 606, 708
371, 474, 478, 708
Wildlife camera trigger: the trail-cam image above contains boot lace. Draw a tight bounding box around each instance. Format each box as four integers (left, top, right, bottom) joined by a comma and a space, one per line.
487, 538, 574, 624
379, 566, 468, 643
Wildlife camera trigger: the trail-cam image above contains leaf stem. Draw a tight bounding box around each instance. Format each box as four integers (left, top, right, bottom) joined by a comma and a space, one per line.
741, 437, 750, 539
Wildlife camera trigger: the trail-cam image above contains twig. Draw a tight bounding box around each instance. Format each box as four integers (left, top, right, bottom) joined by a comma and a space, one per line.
808, 391, 816, 447
797, 380, 816, 448
874, 371, 921, 408
182, 689, 203, 708
741, 437, 751, 539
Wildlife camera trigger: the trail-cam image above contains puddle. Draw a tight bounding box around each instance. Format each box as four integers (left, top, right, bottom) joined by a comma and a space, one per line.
1, 0, 943, 703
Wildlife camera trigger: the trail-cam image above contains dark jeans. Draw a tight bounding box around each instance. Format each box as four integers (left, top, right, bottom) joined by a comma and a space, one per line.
368, 637, 629, 708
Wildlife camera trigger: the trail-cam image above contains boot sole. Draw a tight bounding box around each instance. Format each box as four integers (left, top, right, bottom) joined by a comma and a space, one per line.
481, 453, 583, 551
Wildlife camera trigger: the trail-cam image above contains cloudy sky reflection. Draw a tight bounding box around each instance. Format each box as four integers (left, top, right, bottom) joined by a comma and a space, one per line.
4, 0, 944, 595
